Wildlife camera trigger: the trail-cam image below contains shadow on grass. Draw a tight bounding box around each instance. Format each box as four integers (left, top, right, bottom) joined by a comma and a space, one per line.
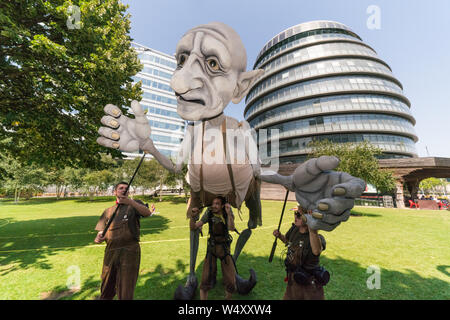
437, 265, 450, 277
37, 250, 450, 300
40, 275, 102, 300
0, 197, 66, 206
0, 214, 170, 276
134, 253, 450, 300
139, 195, 188, 205
75, 197, 116, 203
1, 196, 117, 205
350, 209, 382, 218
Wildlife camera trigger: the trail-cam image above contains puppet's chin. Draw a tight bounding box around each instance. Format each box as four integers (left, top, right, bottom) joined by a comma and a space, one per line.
177, 102, 224, 121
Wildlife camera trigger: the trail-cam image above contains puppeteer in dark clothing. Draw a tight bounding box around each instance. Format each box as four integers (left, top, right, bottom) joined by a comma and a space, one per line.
199, 205, 237, 298
282, 223, 328, 300
95, 199, 148, 300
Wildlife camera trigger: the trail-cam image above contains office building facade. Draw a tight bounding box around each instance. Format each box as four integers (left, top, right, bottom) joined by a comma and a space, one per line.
245, 21, 418, 164
125, 42, 184, 159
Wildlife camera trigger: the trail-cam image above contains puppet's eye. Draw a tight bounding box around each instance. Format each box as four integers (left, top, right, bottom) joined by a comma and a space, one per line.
178, 54, 187, 67
207, 58, 220, 71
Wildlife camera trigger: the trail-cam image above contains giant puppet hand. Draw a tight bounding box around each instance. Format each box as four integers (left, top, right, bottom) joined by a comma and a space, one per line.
97, 100, 156, 154
260, 156, 365, 231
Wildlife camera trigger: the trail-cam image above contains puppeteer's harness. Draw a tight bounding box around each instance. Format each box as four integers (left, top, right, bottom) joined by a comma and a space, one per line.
205, 208, 239, 282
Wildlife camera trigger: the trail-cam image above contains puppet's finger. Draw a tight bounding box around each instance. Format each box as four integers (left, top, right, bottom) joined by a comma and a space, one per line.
104, 104, 122, 118
98, 127, 120, 140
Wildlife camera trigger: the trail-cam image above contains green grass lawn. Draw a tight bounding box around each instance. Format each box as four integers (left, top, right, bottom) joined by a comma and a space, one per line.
0, 196, 449, 300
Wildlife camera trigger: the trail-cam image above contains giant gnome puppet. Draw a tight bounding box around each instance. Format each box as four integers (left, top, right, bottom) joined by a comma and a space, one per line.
97, 22, 365, 299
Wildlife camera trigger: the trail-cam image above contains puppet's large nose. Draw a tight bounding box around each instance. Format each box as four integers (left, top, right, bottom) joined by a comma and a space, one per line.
170, 56, 203, 94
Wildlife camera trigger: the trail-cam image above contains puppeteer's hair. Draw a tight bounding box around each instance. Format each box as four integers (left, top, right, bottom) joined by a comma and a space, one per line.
214, 196, 227, 206
114, 181, 129, 190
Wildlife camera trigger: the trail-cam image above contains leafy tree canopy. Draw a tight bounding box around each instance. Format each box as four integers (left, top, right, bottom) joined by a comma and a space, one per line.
0, 0, 143, 169
308, 139, 396, 193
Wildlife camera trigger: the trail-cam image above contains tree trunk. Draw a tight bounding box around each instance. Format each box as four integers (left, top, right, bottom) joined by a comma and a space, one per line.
159, 177, 163, 202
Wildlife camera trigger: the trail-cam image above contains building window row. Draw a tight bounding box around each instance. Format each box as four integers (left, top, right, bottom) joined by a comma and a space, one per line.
245, 75, 405, 118
143, 92, 177, 106
140, 104, 182, 120
257, 33, 363, 68
249, 94, 412, 129
133, 76, 173, 94
277, 152, 410, 164
150, 134, 183, 145
256, 28, 361, 67
266, 113, 414, 133
248, 58, 394, 102
276, 133, 416, 153
260, 42, 378, 80
138, 53, 177, 69
149, 119, 185, 132
259, 114, 417, 145
141, 66, 172, 80
265, 134, 417, 159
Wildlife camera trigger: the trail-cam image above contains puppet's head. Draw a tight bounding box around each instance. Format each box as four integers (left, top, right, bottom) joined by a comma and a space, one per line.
171, 22, 263, 121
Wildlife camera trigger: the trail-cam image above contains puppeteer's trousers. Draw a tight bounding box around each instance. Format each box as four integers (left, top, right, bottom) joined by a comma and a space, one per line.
200, 244, 236, 294
100, 243, 141, 300
282, 272, 325, 300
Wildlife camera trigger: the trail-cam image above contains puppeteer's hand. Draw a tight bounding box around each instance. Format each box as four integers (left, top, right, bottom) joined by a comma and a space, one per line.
97, 100, 156, 153
116, 196, 132, 205
292, 156, 365, 232
94, 231, 106, 244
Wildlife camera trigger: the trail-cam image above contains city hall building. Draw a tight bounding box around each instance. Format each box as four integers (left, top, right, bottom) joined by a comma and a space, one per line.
245, 21, 418, 164
124, 42, 185, 159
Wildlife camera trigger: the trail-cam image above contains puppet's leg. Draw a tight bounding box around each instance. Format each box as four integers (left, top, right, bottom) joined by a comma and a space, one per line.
174, 195, 202, 300
233, 179, 261, 295
233, 179, 261, 262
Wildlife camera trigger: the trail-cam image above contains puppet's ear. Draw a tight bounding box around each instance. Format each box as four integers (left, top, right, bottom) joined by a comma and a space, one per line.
232, 69, 264, 104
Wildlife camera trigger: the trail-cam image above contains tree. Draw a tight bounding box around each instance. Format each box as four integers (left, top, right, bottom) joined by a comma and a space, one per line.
0, 156, 47, 202
0, 0, 143, 169
82, 169, 115, 199
167, 162, 189, 202
420, 178, 447, 194
45, 166, 66, 199
308, 139, 396, 194
119, 156, 158, 196
63, 166, 87, 195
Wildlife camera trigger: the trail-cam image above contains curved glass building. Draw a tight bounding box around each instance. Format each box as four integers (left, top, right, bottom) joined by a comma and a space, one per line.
244, 21, 418, 164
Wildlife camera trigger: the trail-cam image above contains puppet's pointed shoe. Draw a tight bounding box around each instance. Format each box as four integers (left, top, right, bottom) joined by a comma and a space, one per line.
174, 276, 198, 300
236, 268, 257, 295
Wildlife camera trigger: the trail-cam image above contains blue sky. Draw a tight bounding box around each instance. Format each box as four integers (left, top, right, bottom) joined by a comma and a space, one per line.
122, 0, 450, 158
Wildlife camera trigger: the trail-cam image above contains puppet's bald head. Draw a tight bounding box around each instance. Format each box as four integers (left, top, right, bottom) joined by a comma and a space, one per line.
186, 22, 248, 71
171, 22, 263, 121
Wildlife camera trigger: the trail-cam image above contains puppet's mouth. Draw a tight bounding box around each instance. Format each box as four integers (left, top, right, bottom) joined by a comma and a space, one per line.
177, 94, 205, 106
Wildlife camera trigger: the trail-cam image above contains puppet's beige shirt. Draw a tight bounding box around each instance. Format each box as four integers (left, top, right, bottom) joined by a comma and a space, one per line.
184, 114, 254, 208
